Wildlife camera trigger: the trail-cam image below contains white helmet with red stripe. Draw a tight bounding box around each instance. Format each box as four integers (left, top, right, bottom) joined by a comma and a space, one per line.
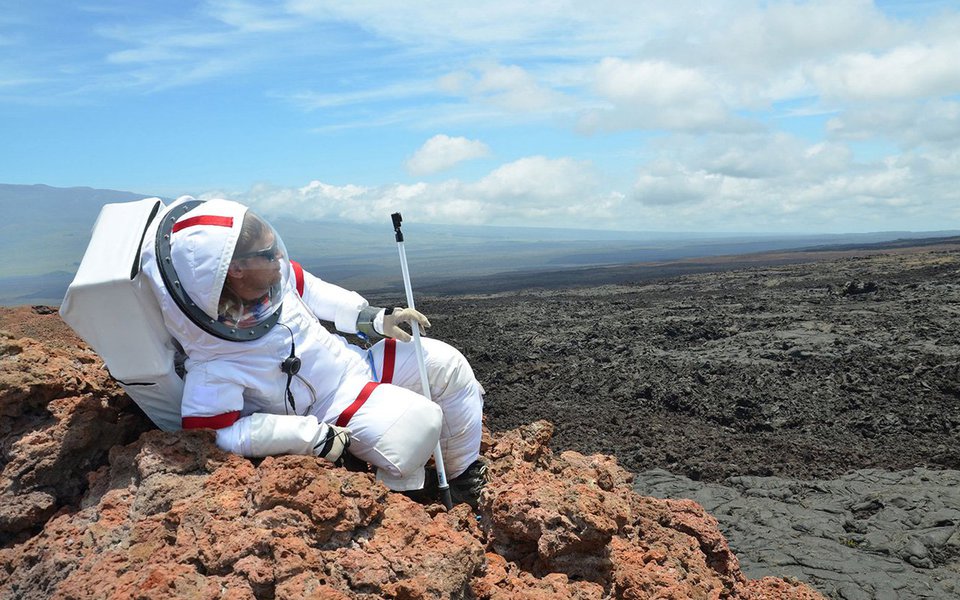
155, 198, 291, 341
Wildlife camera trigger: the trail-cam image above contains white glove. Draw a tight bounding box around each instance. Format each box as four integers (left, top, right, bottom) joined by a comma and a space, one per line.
378, 307, 431, 343
314, 424, 351, 464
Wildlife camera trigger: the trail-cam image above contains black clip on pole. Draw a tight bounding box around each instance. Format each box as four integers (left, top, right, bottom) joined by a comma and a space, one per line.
392, 212, 404, 242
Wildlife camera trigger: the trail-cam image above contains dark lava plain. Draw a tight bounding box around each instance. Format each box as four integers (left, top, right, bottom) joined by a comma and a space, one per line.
415, 243, 960, 484
400, 240, 960, 599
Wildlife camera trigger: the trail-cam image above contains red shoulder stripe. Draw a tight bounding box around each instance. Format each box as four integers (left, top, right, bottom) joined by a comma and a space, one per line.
291, 261, 305, 297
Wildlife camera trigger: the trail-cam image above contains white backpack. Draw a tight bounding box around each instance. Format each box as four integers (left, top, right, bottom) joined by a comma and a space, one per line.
60, 198, 183, 431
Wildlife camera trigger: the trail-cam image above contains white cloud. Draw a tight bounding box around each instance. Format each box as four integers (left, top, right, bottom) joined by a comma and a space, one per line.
811, 40, 960, 101
200, 124, 960, 232
581, 58, 739, 132
827, 99, 960, 147
284, 0, 673, 48
470, 156, 597, 204
202, 0, 301, 33
287, 81, 435, 111
221, 154, 621, 228
594, 59, 713, 105
8, 1, 960, 233
696, 0, 897, 73
674, 134, 853, 180
633, 161, 722, 206
203, 117, 960, 233
603, 123, 960, 232
405, 134, 491, 176
438, 63, 568, 113
88, 18, 282, 92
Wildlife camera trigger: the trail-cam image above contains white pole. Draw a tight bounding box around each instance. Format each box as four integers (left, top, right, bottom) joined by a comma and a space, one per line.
392, 213, 452, 509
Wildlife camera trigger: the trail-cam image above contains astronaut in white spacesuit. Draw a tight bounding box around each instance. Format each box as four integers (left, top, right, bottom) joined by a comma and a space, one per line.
140, 196, 485, 503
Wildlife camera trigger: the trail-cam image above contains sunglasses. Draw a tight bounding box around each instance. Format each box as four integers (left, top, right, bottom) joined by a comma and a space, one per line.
236, 241, 279, 262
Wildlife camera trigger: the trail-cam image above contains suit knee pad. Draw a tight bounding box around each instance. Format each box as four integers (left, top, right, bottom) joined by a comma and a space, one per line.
339, 384, 442, 490
421, 338, 484, 398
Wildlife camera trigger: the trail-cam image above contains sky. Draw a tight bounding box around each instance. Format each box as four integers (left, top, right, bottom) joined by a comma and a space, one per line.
2, 0, 959, 234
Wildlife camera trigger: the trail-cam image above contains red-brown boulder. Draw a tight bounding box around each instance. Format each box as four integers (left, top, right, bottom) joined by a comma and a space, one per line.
0, 309, 825, 599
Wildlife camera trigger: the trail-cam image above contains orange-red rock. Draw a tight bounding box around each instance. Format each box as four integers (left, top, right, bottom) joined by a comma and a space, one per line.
0, 311, 826, 599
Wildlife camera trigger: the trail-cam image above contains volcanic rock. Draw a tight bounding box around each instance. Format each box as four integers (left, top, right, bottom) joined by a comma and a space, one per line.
429, 247, 960, 485
0, 311, 153, 545
7, 243, 959, 599
636, 468, 960, 599
0, 315, 821, 598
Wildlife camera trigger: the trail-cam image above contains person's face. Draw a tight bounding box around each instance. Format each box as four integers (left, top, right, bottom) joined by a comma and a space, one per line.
227, 230, 282, 300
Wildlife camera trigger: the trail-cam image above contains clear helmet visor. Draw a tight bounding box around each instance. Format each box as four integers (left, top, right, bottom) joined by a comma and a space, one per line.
217, 211, 290, 330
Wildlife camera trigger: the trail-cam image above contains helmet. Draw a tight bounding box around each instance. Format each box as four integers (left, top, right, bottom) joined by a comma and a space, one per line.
155, 198, 290, 341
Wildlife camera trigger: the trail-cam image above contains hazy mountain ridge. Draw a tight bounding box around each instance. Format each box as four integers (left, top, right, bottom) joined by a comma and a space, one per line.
2, 183, 958, 304
0, 184, 162, 280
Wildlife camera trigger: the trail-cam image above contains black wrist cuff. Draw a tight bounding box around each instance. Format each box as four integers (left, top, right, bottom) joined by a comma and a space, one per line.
315, 432, 335, 457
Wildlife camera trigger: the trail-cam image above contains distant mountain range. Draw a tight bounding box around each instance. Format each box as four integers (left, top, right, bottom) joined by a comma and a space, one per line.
2, 183, 958, 305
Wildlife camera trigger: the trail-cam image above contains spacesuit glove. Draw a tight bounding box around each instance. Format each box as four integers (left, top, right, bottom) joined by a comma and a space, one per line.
315, 424, 351, 464
379, 307, 430, 343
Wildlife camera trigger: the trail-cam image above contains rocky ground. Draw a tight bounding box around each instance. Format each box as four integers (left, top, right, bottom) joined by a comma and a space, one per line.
425, 246, 960, 483
0, 321, 819, 599
635, 468, 960, 599
415, 243, 960, 599
1, 241, 958, 598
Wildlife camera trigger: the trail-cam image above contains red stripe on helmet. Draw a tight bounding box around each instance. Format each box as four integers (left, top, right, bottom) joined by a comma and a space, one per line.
172, 215, 234, 233
182, 411, 240, 430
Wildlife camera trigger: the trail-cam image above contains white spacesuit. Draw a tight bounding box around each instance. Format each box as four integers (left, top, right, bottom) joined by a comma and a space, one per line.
139, 196, 484, 493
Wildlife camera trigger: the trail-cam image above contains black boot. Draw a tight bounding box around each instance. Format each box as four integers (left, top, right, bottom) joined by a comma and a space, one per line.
401, 466, 439, 505
449, 458, 488, 510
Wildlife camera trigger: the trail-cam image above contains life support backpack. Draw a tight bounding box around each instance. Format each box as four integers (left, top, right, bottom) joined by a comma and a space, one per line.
60, 198, 184, 431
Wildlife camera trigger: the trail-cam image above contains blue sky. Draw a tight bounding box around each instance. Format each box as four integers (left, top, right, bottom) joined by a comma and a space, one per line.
2, 0, 959, 233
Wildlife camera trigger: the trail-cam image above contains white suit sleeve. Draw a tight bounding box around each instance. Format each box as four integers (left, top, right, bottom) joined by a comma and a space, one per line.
297, 266, 368, 334
216, 413, 331, 457
181, 363, 330, 457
